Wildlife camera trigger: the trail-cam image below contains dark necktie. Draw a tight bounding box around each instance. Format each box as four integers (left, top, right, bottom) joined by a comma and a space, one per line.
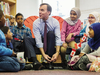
44, 21, 47, 52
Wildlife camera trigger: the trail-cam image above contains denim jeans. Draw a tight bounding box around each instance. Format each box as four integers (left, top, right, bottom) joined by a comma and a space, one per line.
0, 56, 25, 72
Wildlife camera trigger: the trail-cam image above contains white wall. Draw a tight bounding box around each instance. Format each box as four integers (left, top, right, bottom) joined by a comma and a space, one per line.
17, 0, 100, 23
16, 0, 41, 19
76, 0, 100, 23
17, 0, 75, 19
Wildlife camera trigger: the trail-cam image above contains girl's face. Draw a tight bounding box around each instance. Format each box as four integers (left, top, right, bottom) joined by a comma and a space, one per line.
88, 27, 94, 38
70, 10, 77, 21
88, 14, 96, 25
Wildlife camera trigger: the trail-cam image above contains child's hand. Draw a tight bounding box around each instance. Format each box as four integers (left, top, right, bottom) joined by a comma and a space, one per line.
79, 53, 85, 58
11, 51, 17, 57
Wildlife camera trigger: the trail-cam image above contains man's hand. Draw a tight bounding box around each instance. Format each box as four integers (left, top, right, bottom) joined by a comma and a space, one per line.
51, 52, 59, 62
11, 51, 17, 57
66, 33, 73, 42
79, 53, 85, 58
43, 54, 51, 63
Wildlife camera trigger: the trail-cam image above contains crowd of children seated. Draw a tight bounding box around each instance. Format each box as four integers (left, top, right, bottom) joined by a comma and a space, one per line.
0, 2, 100, 72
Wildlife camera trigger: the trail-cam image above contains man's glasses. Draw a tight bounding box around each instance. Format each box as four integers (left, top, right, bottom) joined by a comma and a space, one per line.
88, 17, 95, 19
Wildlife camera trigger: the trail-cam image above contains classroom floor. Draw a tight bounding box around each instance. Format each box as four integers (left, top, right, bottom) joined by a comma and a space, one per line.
0, 69, 100, 75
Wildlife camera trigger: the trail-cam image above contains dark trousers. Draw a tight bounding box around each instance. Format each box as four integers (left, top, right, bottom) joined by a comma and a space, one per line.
24, 31, 56, 59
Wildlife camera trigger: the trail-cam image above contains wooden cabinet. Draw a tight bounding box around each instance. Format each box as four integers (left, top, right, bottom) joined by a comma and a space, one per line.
0, 0, 16, 16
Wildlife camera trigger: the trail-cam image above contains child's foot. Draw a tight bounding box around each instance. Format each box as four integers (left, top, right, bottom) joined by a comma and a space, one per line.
78, 63, 88, 71
24, 64, 33, 70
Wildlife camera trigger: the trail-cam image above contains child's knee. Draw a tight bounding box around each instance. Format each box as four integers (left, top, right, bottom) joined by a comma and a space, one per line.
69, 41, 76, 48
61, 47, 67, 53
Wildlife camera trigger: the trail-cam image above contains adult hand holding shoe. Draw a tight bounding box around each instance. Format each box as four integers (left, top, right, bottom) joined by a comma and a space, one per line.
43, 54, 51, 63
51, 52, 59, 62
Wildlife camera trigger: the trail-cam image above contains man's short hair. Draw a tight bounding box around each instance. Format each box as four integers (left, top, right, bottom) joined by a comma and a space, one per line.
40, 3, 52, 15
15, 13, 23, 19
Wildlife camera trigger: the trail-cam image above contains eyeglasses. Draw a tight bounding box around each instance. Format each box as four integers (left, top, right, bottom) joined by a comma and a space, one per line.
70, 13, 77, 15
88, 17, 95, 19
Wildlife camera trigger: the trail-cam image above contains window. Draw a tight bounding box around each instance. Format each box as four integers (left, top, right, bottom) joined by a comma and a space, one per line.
43, 0, 75, 19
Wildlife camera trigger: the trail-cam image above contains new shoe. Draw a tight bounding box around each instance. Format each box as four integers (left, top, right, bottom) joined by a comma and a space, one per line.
33, 62, 45, 70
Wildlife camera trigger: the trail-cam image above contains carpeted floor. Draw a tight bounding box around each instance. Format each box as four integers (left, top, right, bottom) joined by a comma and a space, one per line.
0, 69, 100, 75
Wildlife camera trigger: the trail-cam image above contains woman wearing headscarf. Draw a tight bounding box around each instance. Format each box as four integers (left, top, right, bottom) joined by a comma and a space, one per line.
67, 23, 100, 71
80, 11, 100, 37
80, 11, 100, 50
60, 7, 81, 69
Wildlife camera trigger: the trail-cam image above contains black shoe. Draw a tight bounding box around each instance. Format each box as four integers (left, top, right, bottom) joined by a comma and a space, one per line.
48, 63, 54, 70
24, 64, 33, 70
78, 63, 88, 71
45, 63, 54, 70
33, 62, 45, 70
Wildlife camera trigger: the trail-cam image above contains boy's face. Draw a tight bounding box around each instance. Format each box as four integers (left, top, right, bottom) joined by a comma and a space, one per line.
88, 27, 94, 38
70, 10, 77, 21
39, 5, 50, 20
5, 29, 13, 40
16, 15, 23, 26
0, 15, 5, 28
88, 14, 96, 25
10, 18, 15, 26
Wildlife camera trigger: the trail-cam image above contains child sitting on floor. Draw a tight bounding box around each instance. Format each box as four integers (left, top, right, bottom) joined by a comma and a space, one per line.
0, 25, 25, 71
1, 26, 14, 49
68, 23, 100, 71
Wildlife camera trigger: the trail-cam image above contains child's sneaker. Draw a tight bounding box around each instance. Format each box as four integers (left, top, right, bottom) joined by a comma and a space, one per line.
24, 64, 33, 70
78, 63, 88, 71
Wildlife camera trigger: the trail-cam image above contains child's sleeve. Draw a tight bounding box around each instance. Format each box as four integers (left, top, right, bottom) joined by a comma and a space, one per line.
27, 27, 32, 37
0, 46, 13, 56
73, 20, 81, 36
61, 20, 67, 43
81, 44, 91, 54
89, 47, 100, 56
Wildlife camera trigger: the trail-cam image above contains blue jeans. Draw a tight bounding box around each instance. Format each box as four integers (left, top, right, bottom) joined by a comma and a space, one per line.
0, 56, 25, 72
